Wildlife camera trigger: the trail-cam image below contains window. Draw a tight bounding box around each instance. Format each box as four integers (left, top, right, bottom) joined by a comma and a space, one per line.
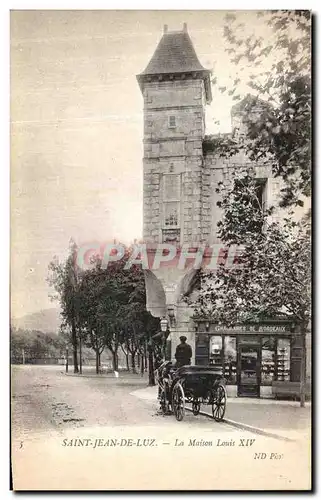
254, 179, 267, 212
162, 175, 180, 228
164, 202, 179, 226
209, 336, 223, 369
163, 174, 180, 201
168, 115, 176, 128
260, 336, 290, 384
276, 338, 290, 381
224, 336, 237, 384
162, 174, 181, 243
232, 115, 243, 139
241, 178, 267, 233
206, 334, 292, 386
261, 337, 276, 385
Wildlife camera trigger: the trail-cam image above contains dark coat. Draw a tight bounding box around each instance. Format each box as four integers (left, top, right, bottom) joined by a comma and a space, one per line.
175, 342, 192, 366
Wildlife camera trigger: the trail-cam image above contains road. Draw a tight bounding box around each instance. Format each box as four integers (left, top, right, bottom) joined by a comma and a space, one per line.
12, 364, 244, 436
11, 365, 311, 491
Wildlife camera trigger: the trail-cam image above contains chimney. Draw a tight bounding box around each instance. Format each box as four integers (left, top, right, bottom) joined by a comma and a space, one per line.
183, 23, 187, 32
163, 24, 168, 33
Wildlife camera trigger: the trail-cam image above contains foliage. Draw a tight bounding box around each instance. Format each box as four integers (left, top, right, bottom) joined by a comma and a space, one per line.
192, 166, 311, 328
50, 244, 160, 376
11, 327, 66, 362
212, 10, 311, 207
47, 240, 81, 372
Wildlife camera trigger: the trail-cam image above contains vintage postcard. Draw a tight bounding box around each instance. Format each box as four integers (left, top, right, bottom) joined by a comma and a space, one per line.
10, 9, 312, 491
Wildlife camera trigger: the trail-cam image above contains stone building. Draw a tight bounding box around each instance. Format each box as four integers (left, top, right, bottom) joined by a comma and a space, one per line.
137, 25, 310, 398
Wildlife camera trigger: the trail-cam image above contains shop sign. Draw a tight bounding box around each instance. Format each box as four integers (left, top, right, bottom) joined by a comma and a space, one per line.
212, 324, 290, 334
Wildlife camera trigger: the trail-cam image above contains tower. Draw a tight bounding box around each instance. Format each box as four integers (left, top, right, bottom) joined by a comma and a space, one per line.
137, 23, 212, 246
137, 24, 212, 359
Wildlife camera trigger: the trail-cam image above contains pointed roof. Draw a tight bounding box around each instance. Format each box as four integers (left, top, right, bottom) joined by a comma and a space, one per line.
137, 24, 212, 103
141, 29, 206, 75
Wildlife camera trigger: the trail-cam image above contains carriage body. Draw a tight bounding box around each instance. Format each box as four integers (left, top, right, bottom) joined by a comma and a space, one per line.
156, 362, 227, 422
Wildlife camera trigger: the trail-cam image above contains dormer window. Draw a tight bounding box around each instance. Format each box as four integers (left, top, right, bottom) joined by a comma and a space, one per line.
168, 115, 176, 128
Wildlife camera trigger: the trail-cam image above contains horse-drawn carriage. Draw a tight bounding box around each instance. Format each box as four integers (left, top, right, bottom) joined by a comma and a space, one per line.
155, 361, 227, 422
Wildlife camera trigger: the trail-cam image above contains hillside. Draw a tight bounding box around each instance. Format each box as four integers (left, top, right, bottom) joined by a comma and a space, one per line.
12, 308, 62, 334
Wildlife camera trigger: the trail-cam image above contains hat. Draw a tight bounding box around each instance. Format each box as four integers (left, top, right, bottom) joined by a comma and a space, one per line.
180, 336, 187, 342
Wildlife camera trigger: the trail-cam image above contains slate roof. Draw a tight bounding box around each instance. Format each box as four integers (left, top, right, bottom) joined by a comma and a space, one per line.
137, 27, 212, 103
140, 31, 207, 76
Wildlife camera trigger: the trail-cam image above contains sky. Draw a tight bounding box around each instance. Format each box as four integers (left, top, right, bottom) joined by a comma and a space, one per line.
10, 10, 289, 318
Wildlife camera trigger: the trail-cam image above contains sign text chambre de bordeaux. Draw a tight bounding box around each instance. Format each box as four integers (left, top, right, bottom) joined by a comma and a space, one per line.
212, 325, 290, 334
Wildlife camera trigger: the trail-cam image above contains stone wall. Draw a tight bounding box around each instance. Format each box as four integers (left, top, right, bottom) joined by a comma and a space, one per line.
203, 150, 299, 245
142, 78, 206, 244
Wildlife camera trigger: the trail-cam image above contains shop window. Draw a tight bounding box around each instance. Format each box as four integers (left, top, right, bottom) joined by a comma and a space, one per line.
276, 338, 290, 381
224, 336, 237, 384
261, 337, 276, 386
209, 336, 223, 370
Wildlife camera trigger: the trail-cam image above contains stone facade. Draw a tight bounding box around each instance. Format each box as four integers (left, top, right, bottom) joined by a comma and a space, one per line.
137, 25, 310, 395
142, 78, 206, 245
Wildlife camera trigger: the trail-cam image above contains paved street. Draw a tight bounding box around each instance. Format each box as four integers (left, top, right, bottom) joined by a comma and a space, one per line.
11, 365, 311, 491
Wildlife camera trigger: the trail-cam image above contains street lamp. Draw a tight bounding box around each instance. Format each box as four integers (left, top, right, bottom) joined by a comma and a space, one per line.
160, 317, 168, 333
160, 317, 169, 360
167, 306, 176, 328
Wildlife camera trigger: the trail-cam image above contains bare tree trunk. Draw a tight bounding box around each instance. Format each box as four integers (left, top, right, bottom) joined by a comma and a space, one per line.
112, 350, 118, 371
79, 336, 82, 375
131, 353, 136, 373
300, 326, 307, 408
140, 354, 144, 376
66, 347, 69, 374
144, 342, 148, 370
148, 349, 155, 386
95, 349, 99, 375
71, 317, 79, 373
121, 344, 130, 371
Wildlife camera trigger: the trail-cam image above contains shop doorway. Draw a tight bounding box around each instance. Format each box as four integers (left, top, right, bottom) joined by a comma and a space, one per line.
237, 344, 260, 397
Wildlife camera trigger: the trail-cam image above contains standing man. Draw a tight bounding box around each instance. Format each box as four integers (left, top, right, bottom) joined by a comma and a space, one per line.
175, 336, 192, 368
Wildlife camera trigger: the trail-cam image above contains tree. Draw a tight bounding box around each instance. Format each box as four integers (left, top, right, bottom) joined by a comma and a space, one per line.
11, 327, 66, 363
213, 10, 311, 207
191, 166, 311, 406
119, 261, 160, 378
120, 267, 148, 373
48, 241, 161, 380
76, 260, 108, 374
47, 241, 81, 373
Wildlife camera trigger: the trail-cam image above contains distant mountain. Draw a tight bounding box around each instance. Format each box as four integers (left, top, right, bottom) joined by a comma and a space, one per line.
12, 308, 62, 334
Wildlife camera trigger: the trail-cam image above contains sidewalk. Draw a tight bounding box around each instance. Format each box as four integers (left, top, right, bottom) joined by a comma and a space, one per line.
131, 386, 311, 441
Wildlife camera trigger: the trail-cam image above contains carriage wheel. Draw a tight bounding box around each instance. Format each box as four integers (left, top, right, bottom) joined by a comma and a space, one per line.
212, 384, 227, 422
172, 383, 185, 421
192, 399, 201, 416
159, 387, 169, 415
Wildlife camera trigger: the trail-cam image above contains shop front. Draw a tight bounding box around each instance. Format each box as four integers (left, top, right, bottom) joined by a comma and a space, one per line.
194, 320, 307, 399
